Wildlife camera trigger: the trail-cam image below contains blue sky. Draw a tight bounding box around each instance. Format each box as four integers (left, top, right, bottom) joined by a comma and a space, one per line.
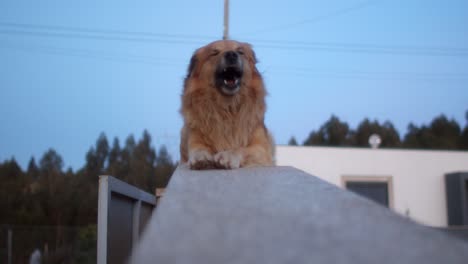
1, 0, 467, 170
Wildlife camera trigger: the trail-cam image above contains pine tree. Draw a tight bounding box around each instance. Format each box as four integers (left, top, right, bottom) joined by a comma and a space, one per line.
27, 156, 40, 180
0, 158, 25, 224
155, 145, 175, 188
37, 149, 68, 227
95, 133, 109, 173
403, 115, 461, 149
304, 115, 351, 146
460, 127, 468, 149
132, 130, 157, 191
107, 137, 122, 178
288, 137, 298, 146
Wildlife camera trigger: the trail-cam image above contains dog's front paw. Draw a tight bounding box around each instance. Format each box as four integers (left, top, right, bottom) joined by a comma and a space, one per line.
189, 149, 215, 170
214, 150, 242, 169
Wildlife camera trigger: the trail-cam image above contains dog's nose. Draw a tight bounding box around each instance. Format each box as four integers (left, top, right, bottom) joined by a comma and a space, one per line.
224, 51, 239, 65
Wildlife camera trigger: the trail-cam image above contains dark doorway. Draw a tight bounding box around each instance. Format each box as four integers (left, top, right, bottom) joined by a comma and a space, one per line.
445, 172, 468, 226
346, 181, 389, 207
465, 180, 468, 223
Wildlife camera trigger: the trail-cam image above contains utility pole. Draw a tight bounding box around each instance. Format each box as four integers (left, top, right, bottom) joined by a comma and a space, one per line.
7, 228, 12, 264
223, 0, 229, 40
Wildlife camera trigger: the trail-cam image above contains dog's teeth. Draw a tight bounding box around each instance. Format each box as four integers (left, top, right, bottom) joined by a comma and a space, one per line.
224, 80, 228, 85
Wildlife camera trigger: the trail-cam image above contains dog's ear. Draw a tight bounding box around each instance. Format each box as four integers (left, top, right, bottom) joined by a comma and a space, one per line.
186, 52, 198, 78
250, 49, 258, 64
241, 42, 258, 64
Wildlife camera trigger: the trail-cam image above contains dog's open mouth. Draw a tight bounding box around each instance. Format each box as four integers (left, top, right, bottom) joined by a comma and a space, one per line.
222, 67, 241, 88
216, 66, 243, 95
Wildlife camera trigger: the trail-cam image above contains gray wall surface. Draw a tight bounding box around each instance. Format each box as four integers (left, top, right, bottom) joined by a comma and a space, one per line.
129, 165, 468, 264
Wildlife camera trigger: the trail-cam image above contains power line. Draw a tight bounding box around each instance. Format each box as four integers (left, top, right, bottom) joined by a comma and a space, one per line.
1, 21, 467, 57
249, 38, 468, 56
264, 66, 468, 81
1, 42, 466, 81
0, 21, 216, 40
249, 39, 468, 53
1, 30, 466, 57
254, 43, 468, 57
239, 0, 379, 36
0, 29, 207, 45
0, 42, 186, 67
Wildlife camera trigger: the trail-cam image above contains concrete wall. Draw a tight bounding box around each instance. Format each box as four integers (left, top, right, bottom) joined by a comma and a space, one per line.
276, 146, 468, 227
129, 166, 468, 264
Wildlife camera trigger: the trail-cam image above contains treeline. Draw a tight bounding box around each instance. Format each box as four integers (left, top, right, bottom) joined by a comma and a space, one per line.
0, 130, 176, 227
289, 113, 468, 150
0, 130, 176, 263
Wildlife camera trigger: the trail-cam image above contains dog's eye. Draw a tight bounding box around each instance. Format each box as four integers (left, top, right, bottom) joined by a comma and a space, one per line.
237, 49, 244, 55
211, 50, 220, 56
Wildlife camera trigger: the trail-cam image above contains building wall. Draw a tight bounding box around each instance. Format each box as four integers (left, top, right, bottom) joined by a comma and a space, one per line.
276, 146, 468, 227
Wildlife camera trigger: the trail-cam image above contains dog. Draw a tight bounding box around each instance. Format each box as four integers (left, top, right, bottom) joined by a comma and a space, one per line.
180, 40, 275, 170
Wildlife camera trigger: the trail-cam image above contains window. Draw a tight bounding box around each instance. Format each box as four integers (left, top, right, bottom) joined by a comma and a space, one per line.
445, 172, 468, 226
342, 176, 394, 208
465, 180, 468, 222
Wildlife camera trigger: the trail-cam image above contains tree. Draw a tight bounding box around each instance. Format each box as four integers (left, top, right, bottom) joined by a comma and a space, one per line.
84, 147, 98, 178
109, 137, 121, 165
80, 134, 111, 226
37, 149, 70, 228
0, 158, 25, 224
85, 133, 109, 183
124, 134, 136, 154
303, 115, 351, 146
156, 145, 172, 165
0, 130, 178, 260
403, 115, 461, 149
118, 134, 136, 183
27, 157, 40, 180
352, 119, 401, 147
460, 114, 468, 149
40, 149, 63, 174
85, 133, 109, 178
155, 145, 175, 188
460, 127, 468, 149
107, 137, 123, 178
403, 123, 424, 148
380, 121, 401, 147
131, 130, 157, 191
0, 158, 23, 179
288, 137, 298, 146
95, 133, 109, 172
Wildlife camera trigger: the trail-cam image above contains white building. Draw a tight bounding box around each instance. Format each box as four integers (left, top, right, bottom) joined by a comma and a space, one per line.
276, 145, 468, 227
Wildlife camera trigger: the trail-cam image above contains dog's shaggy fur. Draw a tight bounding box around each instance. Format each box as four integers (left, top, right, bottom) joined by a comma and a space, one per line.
180, 40, 275, 170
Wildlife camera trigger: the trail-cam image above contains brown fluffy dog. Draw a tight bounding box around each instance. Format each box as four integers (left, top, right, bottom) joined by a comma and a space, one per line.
180, 40, 275, 170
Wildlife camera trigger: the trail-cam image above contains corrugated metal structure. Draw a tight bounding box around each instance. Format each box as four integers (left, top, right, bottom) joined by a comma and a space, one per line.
97, 176, 156, 264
